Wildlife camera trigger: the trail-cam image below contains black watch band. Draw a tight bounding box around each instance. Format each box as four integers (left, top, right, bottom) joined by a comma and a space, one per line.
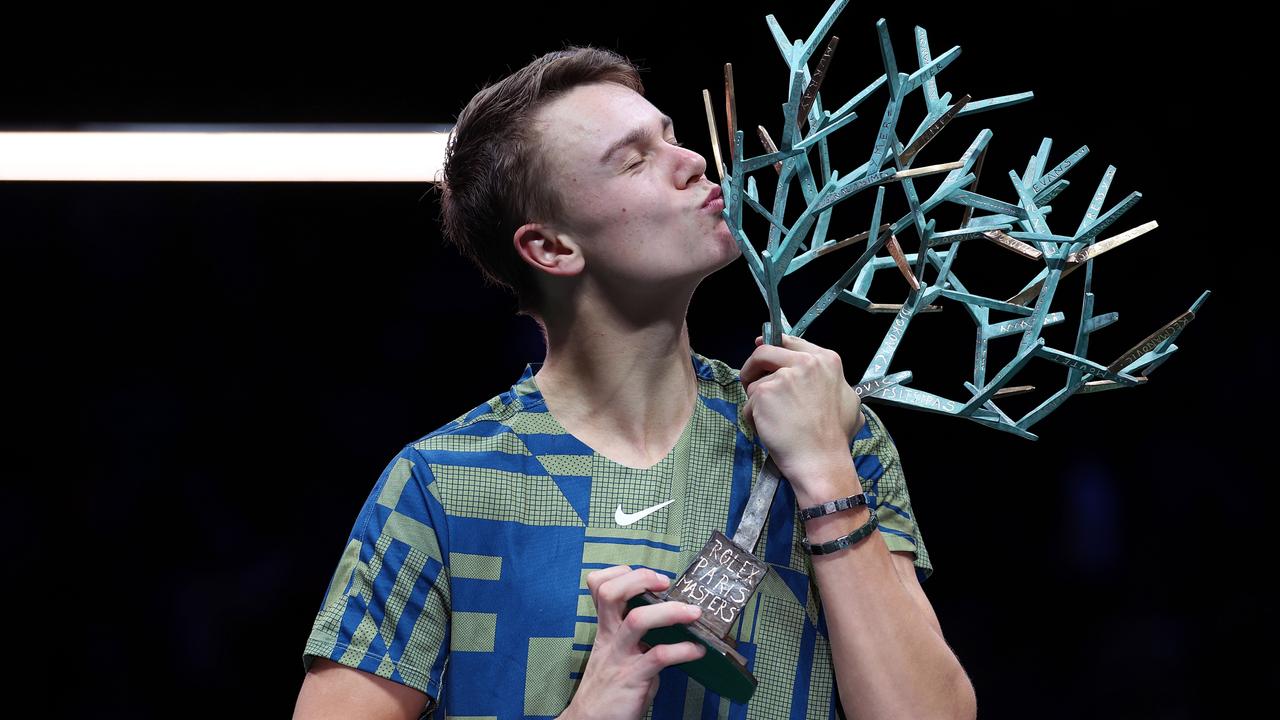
801, 506, 878, 555
798, 492, 868, 521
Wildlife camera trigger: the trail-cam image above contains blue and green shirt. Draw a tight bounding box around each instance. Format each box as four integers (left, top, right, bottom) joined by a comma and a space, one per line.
302, 350, 932, 719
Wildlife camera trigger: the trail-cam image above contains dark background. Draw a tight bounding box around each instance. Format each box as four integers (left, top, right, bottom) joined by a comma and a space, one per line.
3, 2, 1268, 718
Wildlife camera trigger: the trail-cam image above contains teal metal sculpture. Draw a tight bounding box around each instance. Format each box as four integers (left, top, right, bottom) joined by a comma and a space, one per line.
708, 0, 1209, 440
629, 3, 1211, 703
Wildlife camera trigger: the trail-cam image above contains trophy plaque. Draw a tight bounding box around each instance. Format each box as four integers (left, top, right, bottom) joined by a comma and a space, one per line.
625, 454, 787, 702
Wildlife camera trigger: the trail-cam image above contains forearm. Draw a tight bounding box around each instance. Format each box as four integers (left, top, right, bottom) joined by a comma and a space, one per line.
795, 461, 976, 720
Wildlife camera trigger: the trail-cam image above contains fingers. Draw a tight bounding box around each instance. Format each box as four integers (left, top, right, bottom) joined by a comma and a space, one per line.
618, 599, 703, 650
742, 332, 844, 389
776, 332, 822, 352
643, 640, 707, 674
590, 568, 705, 671
755, 332, 827, 353
739, 344, 803, 388
586, 564, 633, 603
572, 568, 706, 716
782, 334, 842, 369
591, 567, 671, 633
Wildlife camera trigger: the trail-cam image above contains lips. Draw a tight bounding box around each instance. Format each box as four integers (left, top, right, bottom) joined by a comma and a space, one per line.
702, 186, 723, 208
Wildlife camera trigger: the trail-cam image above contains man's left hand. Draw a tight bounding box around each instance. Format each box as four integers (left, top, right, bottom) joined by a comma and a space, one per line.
740, 333, 865, 502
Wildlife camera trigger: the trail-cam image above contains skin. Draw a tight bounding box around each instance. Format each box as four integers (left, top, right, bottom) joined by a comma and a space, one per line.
295, 79, 974, 720
515, 80, 741, 718
513, 81, 739, 473
523, 82, 973, 720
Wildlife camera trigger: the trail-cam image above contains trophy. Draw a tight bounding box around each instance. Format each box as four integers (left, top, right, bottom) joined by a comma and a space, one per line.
627, 0, 1208, 702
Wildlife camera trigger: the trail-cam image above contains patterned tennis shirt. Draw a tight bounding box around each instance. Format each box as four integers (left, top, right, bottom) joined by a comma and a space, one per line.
301, 349, 932, 719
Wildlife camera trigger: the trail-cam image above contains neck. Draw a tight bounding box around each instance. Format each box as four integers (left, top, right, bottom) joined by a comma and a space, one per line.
532, 284, 698, 465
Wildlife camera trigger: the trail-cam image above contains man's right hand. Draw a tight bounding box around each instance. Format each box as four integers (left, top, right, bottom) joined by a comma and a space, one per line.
559, 565, 707, 720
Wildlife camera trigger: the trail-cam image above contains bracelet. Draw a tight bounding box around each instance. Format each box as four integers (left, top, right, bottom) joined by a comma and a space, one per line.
798, 492, 868, 521
801, 506, 878, 555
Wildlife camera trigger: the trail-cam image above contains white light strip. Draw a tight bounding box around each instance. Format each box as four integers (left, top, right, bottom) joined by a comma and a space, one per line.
0, 126, 452, 181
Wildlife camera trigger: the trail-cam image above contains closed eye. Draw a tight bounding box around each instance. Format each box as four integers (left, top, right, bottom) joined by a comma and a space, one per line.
625, 138, 684, 170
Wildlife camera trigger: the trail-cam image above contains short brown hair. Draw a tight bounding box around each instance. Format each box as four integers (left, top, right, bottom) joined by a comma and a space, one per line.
435, 45, 646, 319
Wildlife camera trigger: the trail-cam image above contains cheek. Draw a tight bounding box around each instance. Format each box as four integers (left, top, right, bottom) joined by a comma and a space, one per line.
587, 184, 683, 256
562, 186, 614, 235
610, 194, 657, 228
616, 188, 677, 223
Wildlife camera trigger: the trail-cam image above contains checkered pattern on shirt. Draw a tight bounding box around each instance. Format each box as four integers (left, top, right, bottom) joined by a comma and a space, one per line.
301, 350, 932, 719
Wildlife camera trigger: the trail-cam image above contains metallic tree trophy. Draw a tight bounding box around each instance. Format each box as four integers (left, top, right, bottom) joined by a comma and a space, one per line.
627, 0, 1209, 702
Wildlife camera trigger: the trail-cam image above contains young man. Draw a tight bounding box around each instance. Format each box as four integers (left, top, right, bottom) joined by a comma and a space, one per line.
294, 46, 976, 720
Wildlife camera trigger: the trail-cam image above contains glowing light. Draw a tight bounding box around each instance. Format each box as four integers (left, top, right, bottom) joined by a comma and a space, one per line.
0, 124, 452, 181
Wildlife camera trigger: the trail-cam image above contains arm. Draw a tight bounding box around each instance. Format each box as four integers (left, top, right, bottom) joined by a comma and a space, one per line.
296, 447, 451, 719
739, 334, 975, 720
294, 658, 431, 720
890, 550, 944, 639
800, 474, 975, 720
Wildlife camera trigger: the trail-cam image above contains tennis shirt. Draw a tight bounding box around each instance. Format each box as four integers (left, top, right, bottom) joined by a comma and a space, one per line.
301, 349, 932, 719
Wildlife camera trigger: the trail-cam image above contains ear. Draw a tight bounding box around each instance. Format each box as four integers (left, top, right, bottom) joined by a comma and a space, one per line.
513, 222, 585, 277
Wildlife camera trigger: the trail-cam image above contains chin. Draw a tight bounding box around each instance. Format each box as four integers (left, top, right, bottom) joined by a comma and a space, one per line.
713, 246, 741, 272
721, 231, 741, 258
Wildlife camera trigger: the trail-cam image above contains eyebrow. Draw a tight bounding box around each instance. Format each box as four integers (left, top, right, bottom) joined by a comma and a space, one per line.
598, 113, 674, 165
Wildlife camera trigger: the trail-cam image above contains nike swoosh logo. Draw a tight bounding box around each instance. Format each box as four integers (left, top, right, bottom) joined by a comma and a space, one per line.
614, 499, 676, 526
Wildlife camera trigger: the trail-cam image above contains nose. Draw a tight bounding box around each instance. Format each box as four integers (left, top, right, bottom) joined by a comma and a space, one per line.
677, 144, 709, 189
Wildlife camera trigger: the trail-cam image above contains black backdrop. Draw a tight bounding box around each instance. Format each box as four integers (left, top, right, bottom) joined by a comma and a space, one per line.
3, 2, 1267, 718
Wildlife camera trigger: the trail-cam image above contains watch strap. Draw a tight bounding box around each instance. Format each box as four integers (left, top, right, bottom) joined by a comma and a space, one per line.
801, 506, 879, 555
798, 492, 868, 521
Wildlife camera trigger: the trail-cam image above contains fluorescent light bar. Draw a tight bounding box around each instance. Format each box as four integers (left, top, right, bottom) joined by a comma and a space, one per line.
0, 123, 453, 181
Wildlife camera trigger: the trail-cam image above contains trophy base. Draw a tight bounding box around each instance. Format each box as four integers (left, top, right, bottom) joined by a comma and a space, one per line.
625, 591, 757, 702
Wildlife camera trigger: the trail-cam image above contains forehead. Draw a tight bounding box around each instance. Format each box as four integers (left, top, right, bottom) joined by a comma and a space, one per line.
534, 82, 665, 171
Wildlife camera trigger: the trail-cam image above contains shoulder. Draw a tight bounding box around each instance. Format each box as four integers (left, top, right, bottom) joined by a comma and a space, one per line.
402, 381, 538, 463
856, 405, 932, 581
850, 404, 906, 504
856, 404, 898, 448
691, 350, 744, 389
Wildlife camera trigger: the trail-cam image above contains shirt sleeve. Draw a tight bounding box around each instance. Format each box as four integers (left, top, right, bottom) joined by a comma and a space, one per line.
852, 406, 933, 583
302, 444, 452, 710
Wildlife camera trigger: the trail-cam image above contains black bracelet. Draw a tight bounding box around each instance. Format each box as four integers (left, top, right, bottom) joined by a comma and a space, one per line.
798, 492, 868, 521
801, 506, 878, 555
